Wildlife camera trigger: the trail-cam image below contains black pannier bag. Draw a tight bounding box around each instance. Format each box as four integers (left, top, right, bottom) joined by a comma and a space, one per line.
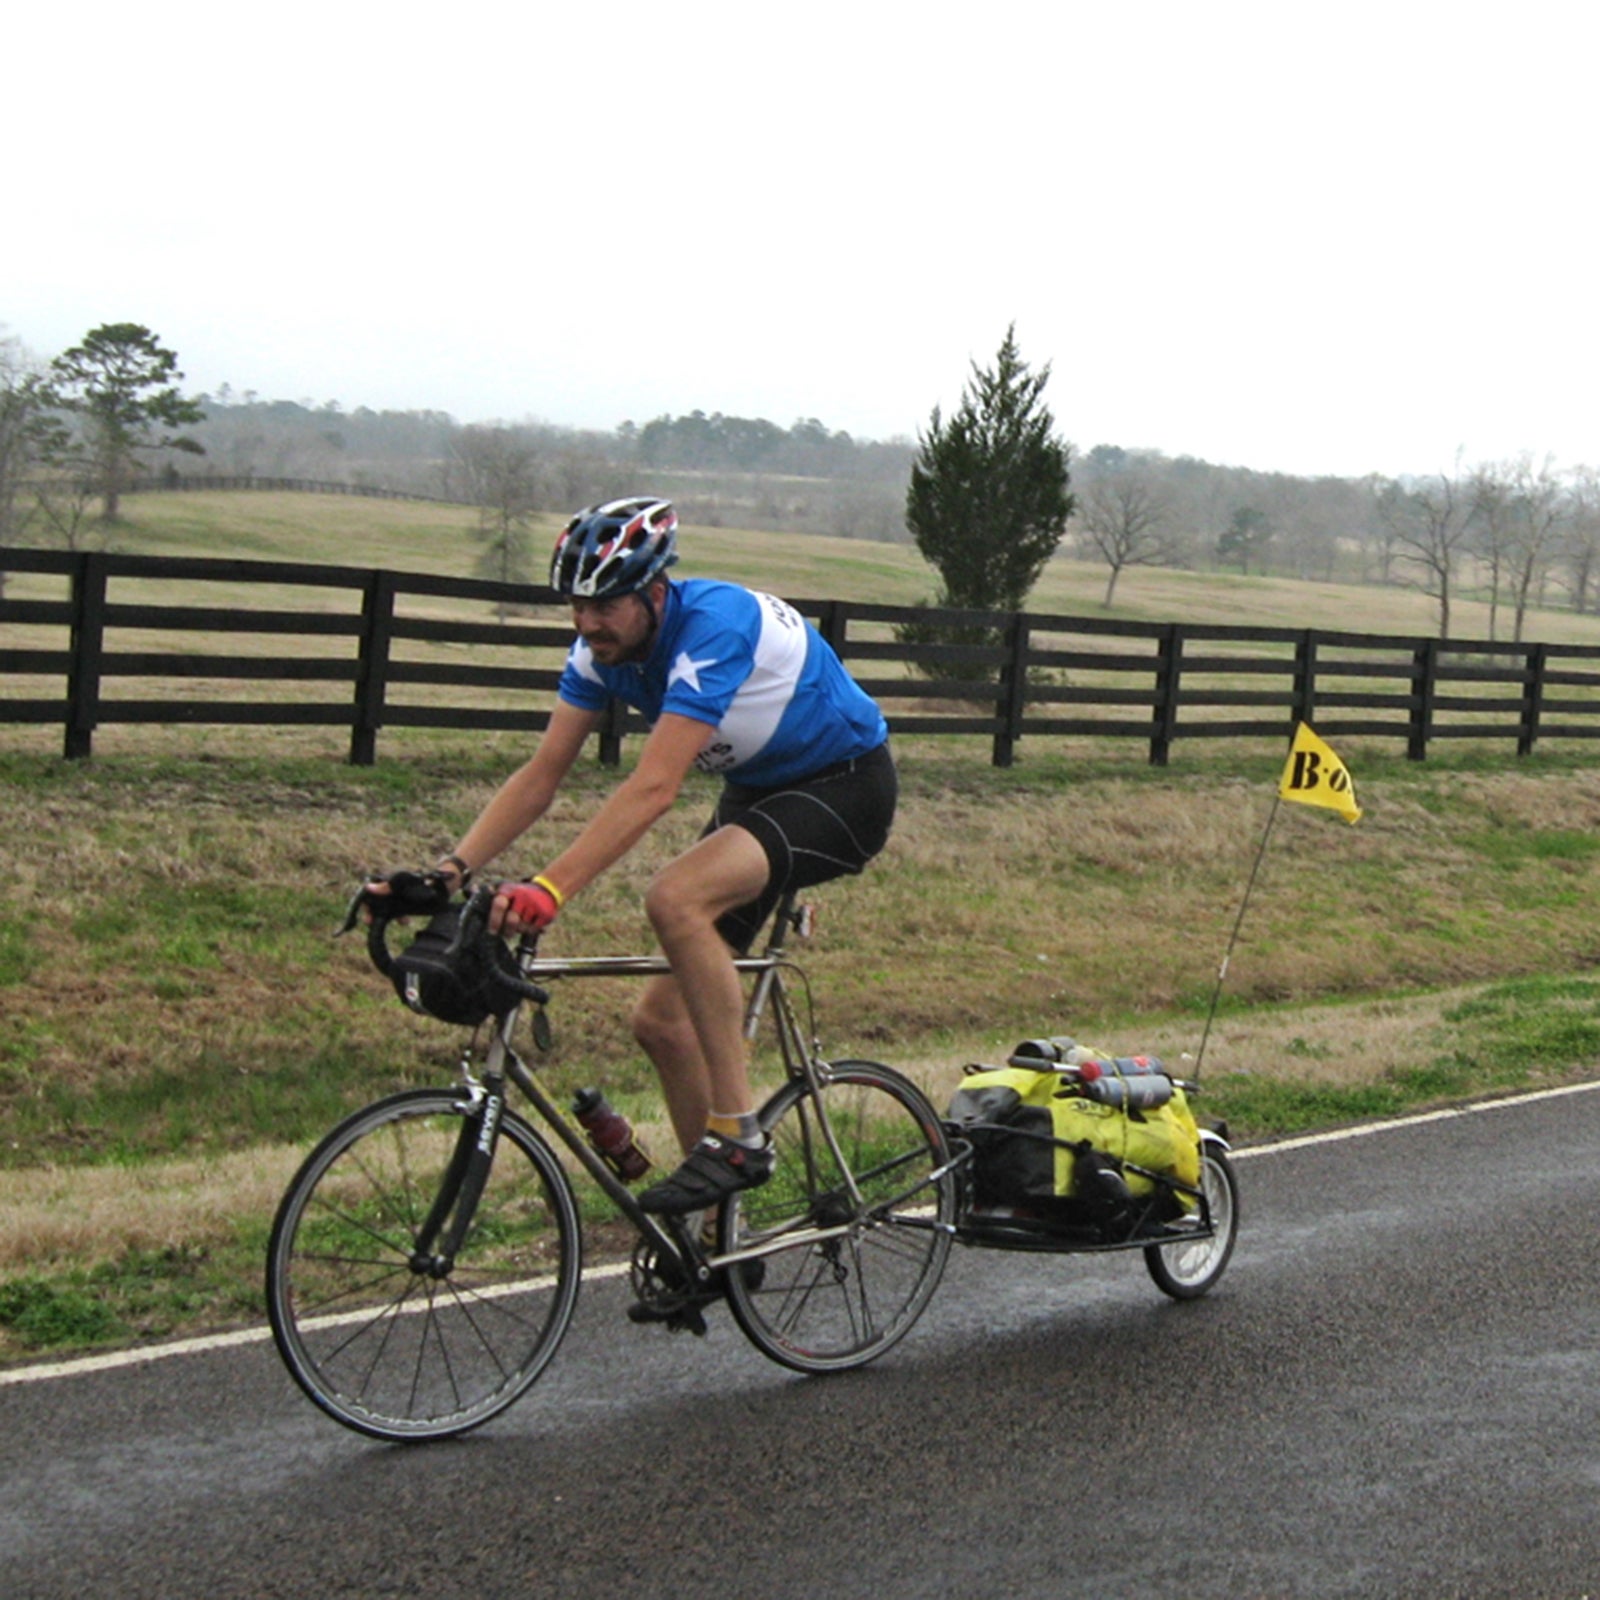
944, 1081, 1056, 1206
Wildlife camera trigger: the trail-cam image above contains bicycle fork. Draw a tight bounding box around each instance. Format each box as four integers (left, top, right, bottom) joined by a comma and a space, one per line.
408, 1073, 507, 1277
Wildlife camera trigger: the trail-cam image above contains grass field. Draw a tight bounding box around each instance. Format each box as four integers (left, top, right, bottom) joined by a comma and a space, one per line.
3, 492, 1600, 1359
15, 486, 1600, 639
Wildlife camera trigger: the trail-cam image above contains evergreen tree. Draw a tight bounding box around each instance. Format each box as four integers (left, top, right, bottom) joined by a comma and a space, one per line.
46, 323, 204, 518
905, 326, 1074, 611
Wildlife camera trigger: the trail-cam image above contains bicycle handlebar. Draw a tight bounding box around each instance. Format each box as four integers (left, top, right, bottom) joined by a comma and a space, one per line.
346, 879, 550, 1008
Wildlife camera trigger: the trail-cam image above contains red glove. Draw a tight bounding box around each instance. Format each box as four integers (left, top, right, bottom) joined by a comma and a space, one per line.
498, 876, 564, 934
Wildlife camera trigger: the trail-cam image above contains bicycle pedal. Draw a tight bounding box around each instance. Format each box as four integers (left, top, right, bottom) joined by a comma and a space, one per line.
625, 1293, 713, 1334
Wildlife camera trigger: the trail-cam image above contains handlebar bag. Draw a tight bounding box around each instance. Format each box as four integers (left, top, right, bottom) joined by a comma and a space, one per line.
390, 905, 518, 1026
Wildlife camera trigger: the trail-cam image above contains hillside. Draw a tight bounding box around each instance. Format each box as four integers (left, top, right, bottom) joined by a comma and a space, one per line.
18, 487, 1600, 647
3, 489, 1600, 1357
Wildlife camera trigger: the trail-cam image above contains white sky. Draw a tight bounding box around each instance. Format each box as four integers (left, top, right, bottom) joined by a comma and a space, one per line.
7, 2, 1596, 481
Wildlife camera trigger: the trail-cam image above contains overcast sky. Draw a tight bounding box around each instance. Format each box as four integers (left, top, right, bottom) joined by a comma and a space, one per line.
8, 2, 1595, 482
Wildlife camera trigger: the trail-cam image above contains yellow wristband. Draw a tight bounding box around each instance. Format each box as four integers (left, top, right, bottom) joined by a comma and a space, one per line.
532, 874, 566, 909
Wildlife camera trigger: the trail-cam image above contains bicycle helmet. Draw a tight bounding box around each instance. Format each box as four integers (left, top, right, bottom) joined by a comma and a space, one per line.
549, 497, 679, 599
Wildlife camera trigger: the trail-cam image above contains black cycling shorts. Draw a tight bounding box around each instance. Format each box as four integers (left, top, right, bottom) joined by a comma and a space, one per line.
704, 741, 897, 951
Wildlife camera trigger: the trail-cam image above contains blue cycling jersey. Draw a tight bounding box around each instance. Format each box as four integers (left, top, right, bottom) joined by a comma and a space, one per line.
557, 579, 887, 787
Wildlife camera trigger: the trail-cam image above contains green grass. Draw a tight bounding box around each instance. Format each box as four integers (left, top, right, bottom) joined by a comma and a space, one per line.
5, 490, 1600, 1358
0, 1239, 266, 1352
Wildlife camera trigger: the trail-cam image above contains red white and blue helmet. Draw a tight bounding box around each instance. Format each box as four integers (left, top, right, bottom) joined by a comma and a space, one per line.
549, 497, 679, 599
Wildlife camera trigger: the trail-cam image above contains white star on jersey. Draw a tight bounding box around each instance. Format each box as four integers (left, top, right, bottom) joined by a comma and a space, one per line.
667, 650, 719, 693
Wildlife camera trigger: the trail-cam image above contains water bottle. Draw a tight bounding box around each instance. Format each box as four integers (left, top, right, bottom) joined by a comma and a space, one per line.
1078, 1053, 1166, 1078
572, 1087, 651, 1181
1077, 1068, 1174, 1111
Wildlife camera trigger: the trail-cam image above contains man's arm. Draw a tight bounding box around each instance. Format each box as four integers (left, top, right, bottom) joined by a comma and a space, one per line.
448, 700, 604, 876
534, 711, 712, 899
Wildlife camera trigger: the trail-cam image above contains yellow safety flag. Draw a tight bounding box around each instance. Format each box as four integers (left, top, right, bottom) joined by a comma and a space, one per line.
1278, 722, 1361, 823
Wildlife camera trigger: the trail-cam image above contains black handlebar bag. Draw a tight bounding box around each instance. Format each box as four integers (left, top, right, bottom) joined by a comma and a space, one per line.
389, 905, 525, 1026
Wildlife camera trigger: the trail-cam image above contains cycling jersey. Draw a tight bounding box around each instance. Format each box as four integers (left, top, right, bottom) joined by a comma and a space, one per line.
557, 579, 887, 787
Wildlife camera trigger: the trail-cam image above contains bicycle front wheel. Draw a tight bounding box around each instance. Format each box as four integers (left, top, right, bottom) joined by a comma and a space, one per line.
722, 1060, 954, 1374
266, 1088, 582, 1441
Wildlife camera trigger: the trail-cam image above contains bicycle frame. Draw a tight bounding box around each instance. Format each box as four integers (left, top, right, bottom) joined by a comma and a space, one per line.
435, 895, 866, 1294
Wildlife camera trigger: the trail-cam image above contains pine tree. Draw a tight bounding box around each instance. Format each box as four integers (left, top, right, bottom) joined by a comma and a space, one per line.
46, 324, 204, 519
905, 326, 1074, 612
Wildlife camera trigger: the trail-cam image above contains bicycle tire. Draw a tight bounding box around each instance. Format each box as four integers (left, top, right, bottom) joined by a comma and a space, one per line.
721, 1059, 954, 1374
1143, 1145, 1239, 1300
266, 1088, 582, 1441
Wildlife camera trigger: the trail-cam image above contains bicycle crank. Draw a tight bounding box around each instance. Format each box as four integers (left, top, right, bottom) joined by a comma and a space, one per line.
626, 1239, 713, 1336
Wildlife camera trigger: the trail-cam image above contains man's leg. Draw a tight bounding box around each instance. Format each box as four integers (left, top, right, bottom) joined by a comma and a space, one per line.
634, 825, 773, 1213
642, 823, 770, 1112
631, 974, 712, 1156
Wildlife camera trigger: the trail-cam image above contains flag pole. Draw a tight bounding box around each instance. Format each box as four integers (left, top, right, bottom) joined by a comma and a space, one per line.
1191, 794, 1282, 1082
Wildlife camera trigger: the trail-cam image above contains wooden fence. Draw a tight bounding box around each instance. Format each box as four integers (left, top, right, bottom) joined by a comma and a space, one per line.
5, 548, 1600, 766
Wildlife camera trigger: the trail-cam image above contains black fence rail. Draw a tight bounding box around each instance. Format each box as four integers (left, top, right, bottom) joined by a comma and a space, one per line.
5, 548, 1600, 766
16, 475, 457, 505
136, 475, 457, 503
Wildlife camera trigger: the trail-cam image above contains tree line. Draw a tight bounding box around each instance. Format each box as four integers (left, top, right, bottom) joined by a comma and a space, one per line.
6, 321, 1600, 641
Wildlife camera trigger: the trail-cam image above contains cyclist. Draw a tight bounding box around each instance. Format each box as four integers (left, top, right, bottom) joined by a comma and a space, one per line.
418, 497, 895, 1218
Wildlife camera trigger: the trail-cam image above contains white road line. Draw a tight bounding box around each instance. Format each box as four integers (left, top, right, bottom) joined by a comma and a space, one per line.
1227, 1076, 1600, 1159
5, 1077, 1597, 1389
0, 1260, 633, 1388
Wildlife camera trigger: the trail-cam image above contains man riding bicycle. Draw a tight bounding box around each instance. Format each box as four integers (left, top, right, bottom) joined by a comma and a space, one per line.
403, 497, 895, 1218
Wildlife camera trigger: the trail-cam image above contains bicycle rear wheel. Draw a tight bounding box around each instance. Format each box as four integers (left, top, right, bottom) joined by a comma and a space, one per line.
267, 1088, 582, 1441
722, 1060, 954, 1373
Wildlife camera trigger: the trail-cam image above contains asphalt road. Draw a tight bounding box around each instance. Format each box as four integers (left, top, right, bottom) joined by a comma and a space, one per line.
3, 1086, 1598, 1600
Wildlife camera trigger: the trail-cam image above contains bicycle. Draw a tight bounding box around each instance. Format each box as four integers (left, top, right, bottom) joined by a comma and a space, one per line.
266, 883, 959, 1442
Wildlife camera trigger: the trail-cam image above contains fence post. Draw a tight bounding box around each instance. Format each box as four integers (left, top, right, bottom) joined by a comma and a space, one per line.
349, 569, 396, 766
596, 696, 627, 767
1292, 630, 1318, 727
1149, 624, 1183, 766
1518, 643, 1547, 757
1408, 639, 1438, 760
811, 598, 848, 654
64, 550, 107, 760
991, 613, 1029, 768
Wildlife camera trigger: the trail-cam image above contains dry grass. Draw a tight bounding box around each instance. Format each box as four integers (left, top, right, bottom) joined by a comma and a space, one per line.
7, 494, 1600, 1348
905, 987, 1467, 1112
0, 1147, 301, 1272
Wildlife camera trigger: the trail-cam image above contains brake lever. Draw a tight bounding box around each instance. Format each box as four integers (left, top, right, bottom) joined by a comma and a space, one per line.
445, 883, 495, 962
337, 881, 381, 937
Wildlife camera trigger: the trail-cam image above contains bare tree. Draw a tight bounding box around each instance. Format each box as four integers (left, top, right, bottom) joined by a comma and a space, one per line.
1467, 463, 1515, 640
0, 332, 68, 593
452, 426, 541, 611
1076, 471, 1171, 605
1377, 470, 1473, 637
1, 335, 42, 564
1558, 468, 1600, 614
27, 472, 101, 553
1356, 473, 1402, 584
1504, 456, 1565, 642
